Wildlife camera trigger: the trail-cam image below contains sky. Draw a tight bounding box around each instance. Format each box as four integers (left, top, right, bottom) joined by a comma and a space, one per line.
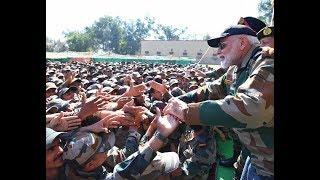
46, 0, 260, 41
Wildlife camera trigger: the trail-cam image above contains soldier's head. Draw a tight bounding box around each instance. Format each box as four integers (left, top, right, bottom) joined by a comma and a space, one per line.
208, 25, 259, 69
257, 26, 274, 48
46, 82, 57, 98
237, 16, 266, 33
46, 98, 72, 114
46, 128, 65, 169
58, 86, 78, 100
63, 132, 115, 172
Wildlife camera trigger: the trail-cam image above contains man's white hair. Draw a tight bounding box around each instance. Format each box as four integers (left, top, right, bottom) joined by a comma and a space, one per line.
244, 35, 260, 45
234, 34, 260, 45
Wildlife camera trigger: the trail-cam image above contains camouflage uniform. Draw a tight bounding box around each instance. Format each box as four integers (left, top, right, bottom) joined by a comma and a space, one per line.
113, 126, 130, 149
165, 44, 274, 177
204, 67, 226, 80
175, 126, 216, 180
63, 130, 179, 179
183, 45, 273, 177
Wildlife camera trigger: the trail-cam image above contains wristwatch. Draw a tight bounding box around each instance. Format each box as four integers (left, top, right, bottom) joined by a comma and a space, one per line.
153, 130, 168, 143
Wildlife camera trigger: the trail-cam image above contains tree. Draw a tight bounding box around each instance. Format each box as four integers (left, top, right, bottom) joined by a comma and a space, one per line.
46, 37, 54, 52
155, 24, 187, 40
60, 15, 188, 54
53, 40, 68, 52
64, 31, 97, 52
88, 16, 124, 53
121, 16, 155, 54
46, 37, 68, 52
257, 0, 273, 25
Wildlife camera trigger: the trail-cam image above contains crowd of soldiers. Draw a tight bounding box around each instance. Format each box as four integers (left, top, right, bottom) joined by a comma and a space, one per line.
46, 15, 274, 180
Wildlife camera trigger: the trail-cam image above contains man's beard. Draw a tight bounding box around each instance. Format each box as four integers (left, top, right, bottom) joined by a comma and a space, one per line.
219, 48, 238, 69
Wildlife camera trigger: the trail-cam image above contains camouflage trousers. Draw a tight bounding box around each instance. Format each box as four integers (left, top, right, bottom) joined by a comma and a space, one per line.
138, 151, 180, 180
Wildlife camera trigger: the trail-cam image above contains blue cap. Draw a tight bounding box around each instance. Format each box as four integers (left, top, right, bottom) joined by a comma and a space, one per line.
207, 25, 257, 47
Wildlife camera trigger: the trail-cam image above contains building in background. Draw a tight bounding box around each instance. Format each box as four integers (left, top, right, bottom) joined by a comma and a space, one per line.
140, 40, 221, 65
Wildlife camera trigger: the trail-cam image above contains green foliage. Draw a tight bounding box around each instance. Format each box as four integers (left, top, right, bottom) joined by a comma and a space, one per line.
46, 37, 68, 52
64, 31, 97, 52
155, 24, 187, 40
257, 0, 273, 25
89, 16, 124, 52
46, 37, 54, 52
58, 16, 187, 54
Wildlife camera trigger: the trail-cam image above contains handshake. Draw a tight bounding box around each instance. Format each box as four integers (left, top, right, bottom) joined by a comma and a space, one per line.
80, 97, 189, 138
150, 97, 188, 137
121, 97, 188, 137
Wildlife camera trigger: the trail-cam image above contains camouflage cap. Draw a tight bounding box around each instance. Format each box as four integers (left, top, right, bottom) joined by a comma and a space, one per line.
63, 132, 115, 167
169, 79, 179, 87
46, 82, 57, 91
46, 128, 64, 150
47, 98, 70, 113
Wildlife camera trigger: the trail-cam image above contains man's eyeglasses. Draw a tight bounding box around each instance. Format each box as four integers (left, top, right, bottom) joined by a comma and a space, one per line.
219, 42, 227, 50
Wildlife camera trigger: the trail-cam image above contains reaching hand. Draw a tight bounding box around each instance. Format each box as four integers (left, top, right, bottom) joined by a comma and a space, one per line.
48, 112, 64, 128
48, 113, 82, 132
122, 103, 148, 117
116, 97, 133, 109
77, 96, 109, 120
123, 83, 147, 97
155, 107, 180, 137
261, 46, 274, 58
147, 80, 168, 94
104, 111, 135, 127
163, 97, 188, 122
81, 113, 134, 133
122, 103, 149, 126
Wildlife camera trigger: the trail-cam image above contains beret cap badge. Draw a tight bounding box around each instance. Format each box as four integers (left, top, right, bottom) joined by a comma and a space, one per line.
263, 27, 272, 36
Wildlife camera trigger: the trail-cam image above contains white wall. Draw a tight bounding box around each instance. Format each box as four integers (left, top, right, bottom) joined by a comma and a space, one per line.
140, 40, 221, 65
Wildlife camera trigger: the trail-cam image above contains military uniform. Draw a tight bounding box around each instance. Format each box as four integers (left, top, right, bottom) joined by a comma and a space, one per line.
179, 43, 274, 177
204, 67, 226, 80
113, 126, 130, 149
175, 126, 216, 180
63, 130, 179, 179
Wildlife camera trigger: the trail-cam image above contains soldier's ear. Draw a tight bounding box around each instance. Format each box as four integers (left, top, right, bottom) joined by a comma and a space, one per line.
239, 37, 247, 50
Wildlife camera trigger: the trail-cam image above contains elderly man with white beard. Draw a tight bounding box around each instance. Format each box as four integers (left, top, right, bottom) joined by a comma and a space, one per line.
149, 25, 274, 180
